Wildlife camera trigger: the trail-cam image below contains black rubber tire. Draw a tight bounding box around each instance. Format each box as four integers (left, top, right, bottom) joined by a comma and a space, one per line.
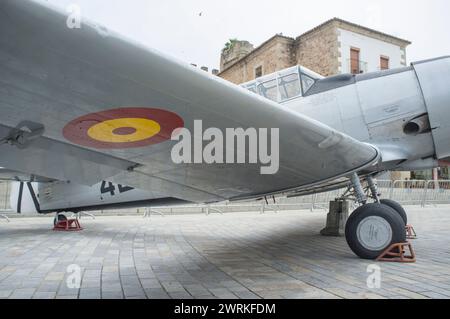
53, 214, 67, 226
380, 199, 407, 225
345, 203, 406, 260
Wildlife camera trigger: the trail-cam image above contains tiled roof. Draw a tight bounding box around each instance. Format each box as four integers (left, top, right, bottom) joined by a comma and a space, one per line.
297, 17, 411, 45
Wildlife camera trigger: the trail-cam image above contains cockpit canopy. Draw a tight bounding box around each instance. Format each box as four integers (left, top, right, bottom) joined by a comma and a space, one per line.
241, 66, 323, 103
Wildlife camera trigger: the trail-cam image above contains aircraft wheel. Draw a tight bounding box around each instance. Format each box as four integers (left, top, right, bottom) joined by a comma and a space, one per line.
345, 203, 406, 260
379, 199, 407, 225
54, 214, 67, 226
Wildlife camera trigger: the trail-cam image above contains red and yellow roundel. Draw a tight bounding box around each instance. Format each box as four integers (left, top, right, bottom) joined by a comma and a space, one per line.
63, 108, 184, 149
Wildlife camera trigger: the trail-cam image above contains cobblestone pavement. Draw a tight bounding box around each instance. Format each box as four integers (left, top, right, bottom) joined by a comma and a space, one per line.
0, 205, 449, 299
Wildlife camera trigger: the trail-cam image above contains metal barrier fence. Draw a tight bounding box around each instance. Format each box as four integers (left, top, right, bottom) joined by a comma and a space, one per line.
209, 180, 450, 213
0, 180, 449, 215
309, 179, 450, 207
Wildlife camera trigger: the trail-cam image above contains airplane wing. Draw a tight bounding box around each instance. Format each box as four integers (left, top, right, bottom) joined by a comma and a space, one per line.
0, 0, 379, 203
0, 168, 55, 183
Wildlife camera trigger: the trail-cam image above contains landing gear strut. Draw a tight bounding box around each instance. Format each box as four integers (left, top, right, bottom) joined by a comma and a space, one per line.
344, 174, 407, 260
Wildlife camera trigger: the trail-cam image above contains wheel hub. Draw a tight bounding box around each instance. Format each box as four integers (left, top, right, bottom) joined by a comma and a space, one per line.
356, 216, 393, 251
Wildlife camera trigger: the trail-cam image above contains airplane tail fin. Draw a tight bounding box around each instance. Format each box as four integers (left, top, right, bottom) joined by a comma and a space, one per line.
9, 182, 41, 215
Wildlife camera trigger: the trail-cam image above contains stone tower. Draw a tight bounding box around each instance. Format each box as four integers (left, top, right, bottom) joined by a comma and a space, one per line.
220, 40, 254, 71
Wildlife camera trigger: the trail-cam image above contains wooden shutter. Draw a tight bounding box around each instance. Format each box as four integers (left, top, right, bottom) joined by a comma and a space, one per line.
380, 56, 389, 70
350, 48, 360, 74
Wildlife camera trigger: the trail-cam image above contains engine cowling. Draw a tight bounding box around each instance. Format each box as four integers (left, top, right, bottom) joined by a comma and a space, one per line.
412, 56, 450, 160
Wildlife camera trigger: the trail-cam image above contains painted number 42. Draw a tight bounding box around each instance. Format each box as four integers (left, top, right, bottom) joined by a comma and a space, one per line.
100, 181, 134, 196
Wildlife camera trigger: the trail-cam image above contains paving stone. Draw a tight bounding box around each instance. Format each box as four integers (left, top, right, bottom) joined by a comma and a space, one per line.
161, 281, 186, 293
56, 295, 78, 299
37, 282, 60, 292
169, 291, 194, 299
144, 288, 171, 299
0, 290, 12, 298
1, 207, 450, 299
57, 285, 79, 296
32, 292, 56, 299
140, 279, 162, 289
123, 286, 145, 297
9, 288, 36, 299
79, 288, 101, 299
420, 291, 450, 299
45, 272, 65, 281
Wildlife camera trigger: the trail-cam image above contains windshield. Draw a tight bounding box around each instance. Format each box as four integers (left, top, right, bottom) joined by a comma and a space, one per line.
241, 65, 322, 103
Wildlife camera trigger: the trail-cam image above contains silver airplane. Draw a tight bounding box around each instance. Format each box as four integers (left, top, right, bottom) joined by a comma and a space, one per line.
1, 0, 449, 260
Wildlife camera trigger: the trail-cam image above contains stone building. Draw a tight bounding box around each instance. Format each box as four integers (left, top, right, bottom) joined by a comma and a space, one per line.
218, 18, 411, 84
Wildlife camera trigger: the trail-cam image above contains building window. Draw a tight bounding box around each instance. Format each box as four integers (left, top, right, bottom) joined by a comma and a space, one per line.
350, 48, 360, 74
380, 56, 390, 70
255, 65, 263, 78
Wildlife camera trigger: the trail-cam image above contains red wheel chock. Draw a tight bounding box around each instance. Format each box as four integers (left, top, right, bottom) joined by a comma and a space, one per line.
376, 242, 416, 263
406, 224, 417, 239
53, 219, 83, 231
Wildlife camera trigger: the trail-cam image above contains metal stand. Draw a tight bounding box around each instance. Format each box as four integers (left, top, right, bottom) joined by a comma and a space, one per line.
406, 224, 418, 239
0, 214, 10, 222
54, 219, 83, 231
376, 242, 416, 263
143, 208, 165, 218
260, 202, 279, 214
71, 212, 96, 220
205, 206, 223, 215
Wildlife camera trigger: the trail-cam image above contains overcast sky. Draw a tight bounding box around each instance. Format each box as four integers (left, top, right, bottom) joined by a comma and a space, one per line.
41, 0, 450, 70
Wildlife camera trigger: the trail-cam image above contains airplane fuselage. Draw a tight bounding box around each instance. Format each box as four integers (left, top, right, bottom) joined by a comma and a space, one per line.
284, 57, 450, 172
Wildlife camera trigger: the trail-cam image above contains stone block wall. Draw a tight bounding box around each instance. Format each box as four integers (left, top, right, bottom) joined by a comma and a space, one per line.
219, 36, 296, 84
295, 24, 340, 77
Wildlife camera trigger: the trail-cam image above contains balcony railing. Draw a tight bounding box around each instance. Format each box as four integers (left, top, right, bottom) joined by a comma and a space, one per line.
347, 59, 368, 74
